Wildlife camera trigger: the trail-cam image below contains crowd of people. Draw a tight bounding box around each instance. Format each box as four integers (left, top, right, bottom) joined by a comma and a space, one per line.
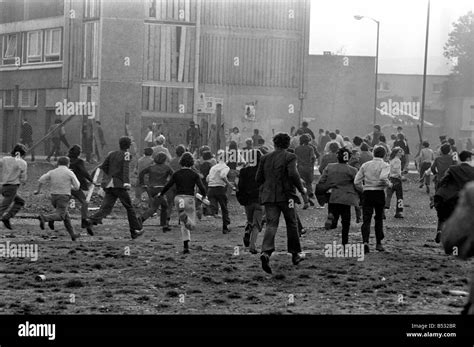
1, 120, 474, 314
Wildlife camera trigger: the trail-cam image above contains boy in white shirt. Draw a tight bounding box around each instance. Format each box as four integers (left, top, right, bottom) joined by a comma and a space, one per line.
0, 144, 28, 230
35, 156, 81, 241
207, 150, 231, 233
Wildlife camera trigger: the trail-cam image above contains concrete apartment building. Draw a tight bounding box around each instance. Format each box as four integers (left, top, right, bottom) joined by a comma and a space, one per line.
0, 0, 310, 156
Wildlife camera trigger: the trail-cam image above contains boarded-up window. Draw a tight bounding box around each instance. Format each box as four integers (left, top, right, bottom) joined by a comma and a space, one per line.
143, 25, 195, 83
85, 0, 100, 19
142, 86, 193, 114
83, 21, 99, 79
148, 0, 196, 22
200, 0, 303, 31
199, 35, 300, 88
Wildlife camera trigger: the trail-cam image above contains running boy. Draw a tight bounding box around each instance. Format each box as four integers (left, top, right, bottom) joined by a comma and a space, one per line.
35, 157, 81, 241
0, 144, 28, 230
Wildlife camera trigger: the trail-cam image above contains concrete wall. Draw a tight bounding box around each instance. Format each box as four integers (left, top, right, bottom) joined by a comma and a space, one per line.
98, 1, 145, 154
200, 84, 300, 146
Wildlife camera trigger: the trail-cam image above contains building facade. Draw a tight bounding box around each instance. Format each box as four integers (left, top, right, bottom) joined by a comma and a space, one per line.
0, 0, 310, 156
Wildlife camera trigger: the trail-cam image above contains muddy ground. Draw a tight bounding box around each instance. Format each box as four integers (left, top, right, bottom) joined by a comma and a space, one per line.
0, 161, 472, 314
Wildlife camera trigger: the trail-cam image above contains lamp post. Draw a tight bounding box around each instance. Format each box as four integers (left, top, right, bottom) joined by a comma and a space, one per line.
354, 15, 380, 128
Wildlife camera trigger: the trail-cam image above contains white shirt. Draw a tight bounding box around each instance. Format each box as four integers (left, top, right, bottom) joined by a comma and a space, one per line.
335, 134, 345, 148
207, 162, 230, 187
39, 165, 80, 195
230, 133, 242, 147
0, 156, 27, 185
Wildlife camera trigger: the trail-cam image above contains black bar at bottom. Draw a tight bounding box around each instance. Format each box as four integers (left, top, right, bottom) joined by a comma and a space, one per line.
0, 315, 473, 345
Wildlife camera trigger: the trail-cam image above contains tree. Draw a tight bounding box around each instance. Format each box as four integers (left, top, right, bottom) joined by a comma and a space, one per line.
443, 11, 474, 78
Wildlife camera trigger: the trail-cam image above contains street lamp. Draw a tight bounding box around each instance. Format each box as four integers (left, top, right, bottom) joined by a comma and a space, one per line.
354, 15, 380, 128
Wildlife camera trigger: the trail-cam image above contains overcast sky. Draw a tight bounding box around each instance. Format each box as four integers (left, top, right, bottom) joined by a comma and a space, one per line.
309, 0, 474, 75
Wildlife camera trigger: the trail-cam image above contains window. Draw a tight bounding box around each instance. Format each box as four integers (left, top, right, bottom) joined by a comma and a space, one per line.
2, 34, 18, 65
22, 28, 62, 64
45, 28, 61, 61
19, 90, 38, 107
27, 31, 42, 63
85, 0, 100, 19
83, 21, 99, 79
4, 34, 17, 57
433, 83, 442, 93
4, 90, 14, 107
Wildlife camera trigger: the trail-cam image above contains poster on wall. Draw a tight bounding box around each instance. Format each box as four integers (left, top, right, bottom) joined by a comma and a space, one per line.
244, 101, 256, 121
196, 93, 206, 113
197, 93, 221, 114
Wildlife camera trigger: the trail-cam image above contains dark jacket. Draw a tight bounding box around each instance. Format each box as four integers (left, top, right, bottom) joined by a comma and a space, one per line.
431, 154, 455, 182
319, 135, 330, 153
299, 127, 315, 140
68, 156, 93, 191
441, 182, 474, 314
236, 165, 260, 206
359, 151, 373, 166
100, 150, 131, 189
371, 131, 384, 147
139, 163, 173, 187
394, 139, 410, 155
348, 157, 361, 170
435, 163, 474, 201
319, 152, 338, 174
256, 149, 305, 204
20, 122, 33, 143
315, 163, 361, 206
295, 144, 316, 169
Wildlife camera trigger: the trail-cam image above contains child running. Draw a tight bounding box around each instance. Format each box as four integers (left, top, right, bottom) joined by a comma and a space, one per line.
417, 141, 435, 194
35, 156, 81, 241
236, 149, 263, 254
85, 136, 144, 239
139, 152, 173, 232
385, 147, 404, 219
156, 152, 207, 254
67, 145, 93, 235
0, 144, 28, 230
